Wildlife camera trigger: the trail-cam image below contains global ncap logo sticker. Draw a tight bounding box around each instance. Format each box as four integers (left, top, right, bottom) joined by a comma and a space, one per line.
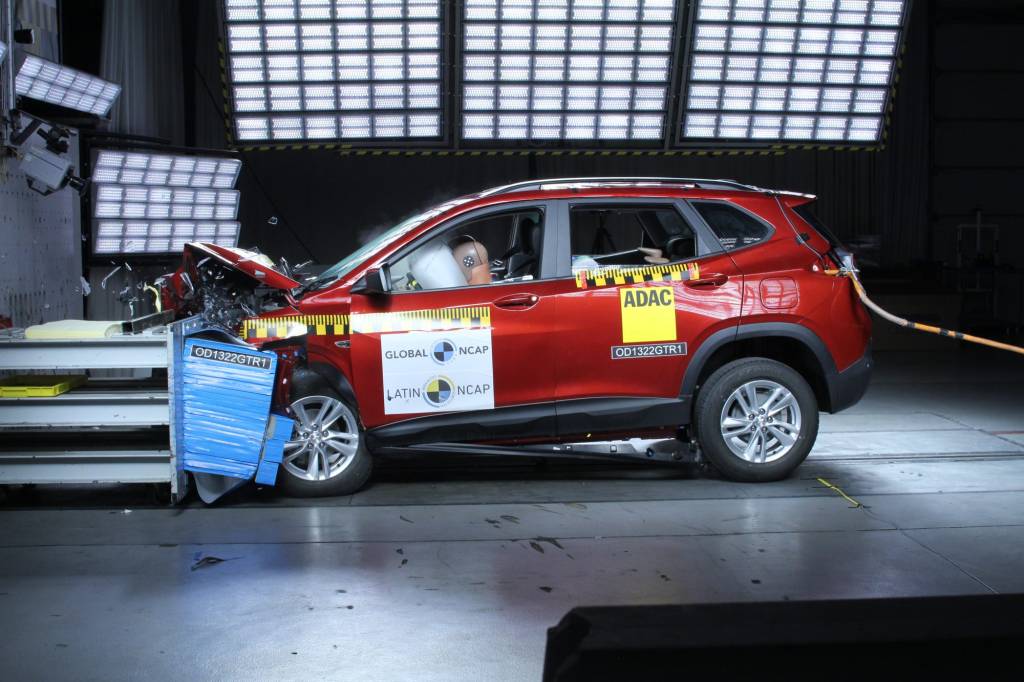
431, 339, 456, 365
423, 376, 455, 408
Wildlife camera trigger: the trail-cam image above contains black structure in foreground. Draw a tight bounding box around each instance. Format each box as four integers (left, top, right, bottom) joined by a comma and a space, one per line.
544, 594, 1024, 681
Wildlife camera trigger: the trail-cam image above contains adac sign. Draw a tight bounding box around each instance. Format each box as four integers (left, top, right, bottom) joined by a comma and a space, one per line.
620, 285, 677, 343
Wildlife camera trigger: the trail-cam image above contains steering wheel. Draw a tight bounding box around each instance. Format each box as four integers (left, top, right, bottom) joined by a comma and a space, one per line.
489, 258, 508, 279
663, 236, 695, 261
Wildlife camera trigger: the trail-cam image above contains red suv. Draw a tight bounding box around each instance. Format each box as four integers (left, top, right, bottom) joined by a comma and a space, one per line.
165, 177, 872, 497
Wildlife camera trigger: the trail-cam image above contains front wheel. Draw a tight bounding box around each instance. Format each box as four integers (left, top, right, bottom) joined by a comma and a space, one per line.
694, 357, 819, 482
278, 388, 373, 497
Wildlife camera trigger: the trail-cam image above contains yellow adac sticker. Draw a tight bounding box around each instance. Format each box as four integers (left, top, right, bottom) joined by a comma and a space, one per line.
619, 286, 677, 343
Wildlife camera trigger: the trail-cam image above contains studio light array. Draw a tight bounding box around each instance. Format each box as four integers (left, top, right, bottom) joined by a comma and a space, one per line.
219, 0, 912, 148
679, 0, 907, 143
461, 0, 677, 141
15, 54, 121, 116
223, 0, 443, 141
90, 150, 243, 255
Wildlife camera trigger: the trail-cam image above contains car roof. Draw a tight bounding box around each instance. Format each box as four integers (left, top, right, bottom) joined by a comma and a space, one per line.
472, 177, 815, 202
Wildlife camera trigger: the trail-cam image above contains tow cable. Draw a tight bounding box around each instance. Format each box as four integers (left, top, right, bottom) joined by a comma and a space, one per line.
825, 267, 1024, 356
770, 192, 1024, 357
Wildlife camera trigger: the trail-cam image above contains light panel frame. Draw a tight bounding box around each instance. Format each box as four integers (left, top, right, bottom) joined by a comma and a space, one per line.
221, 0, 449, 144
15, 54, 121, 116
459, 0, 680, 144
89, 148, 244, 256
674, 0, 911, 147
217, 0, 913, 151
94, 186, 240, 221
93, 221, 242, 255
93, 150, 242, 189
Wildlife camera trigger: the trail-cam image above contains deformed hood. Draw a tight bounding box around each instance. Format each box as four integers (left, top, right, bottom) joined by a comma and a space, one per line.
185, 242, 301, 290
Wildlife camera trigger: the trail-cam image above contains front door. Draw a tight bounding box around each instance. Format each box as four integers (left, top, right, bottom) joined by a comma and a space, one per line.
550, 199, 744, 436
350, 201, 562, 444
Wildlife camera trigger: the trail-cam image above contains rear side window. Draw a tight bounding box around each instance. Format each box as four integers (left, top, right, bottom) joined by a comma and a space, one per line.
793, 203, 841, 248
570, 205, 700, 270
693, 201, 772, 251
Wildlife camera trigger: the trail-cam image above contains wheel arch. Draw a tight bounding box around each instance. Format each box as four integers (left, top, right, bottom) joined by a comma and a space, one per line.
681, 323, 838, 415
291, 361, 358, 409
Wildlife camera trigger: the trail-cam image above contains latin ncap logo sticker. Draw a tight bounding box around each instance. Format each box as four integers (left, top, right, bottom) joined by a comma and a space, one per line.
423, 376, 454, 408
619, 285, 677, 343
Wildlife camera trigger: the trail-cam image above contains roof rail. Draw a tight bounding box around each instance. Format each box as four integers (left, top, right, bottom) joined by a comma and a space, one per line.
478, 176, 765, 197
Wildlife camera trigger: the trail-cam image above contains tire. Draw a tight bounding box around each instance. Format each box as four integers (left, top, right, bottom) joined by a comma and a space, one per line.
277, 378, 373, 498
694, 357, 819, 482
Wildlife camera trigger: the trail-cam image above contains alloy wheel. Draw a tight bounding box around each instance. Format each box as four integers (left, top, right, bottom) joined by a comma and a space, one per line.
719, 379, 803, 464
283, 395, 359, 481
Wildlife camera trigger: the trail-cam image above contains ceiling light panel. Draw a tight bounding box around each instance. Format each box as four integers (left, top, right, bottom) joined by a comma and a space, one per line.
93, 151, 242, 188
680, 0, 908, 144
461, 0, 677, 142
94, 187, 240, 220
91, 149, 243, 255
0, 40, 7, 65
15, 54, 122, 116
223, 0, 443, 142
93, 221, 242, 254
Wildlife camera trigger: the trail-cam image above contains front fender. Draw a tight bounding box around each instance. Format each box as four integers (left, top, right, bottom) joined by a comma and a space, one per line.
290, 361, 358, 412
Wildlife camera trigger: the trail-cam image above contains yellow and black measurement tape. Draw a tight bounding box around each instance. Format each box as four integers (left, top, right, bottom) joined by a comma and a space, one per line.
352, 306, 491, 334
575, 262, 701, 290
242, 315, 350, 341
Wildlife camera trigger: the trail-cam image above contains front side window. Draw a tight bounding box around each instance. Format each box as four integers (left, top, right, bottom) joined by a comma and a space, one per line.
693, 201, 772, 251
570, 205, 698, 273
312, 196, 476, 289
389, 208, 544, 292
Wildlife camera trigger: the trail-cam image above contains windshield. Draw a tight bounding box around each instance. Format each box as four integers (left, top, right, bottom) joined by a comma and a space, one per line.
313, 197, 473, 286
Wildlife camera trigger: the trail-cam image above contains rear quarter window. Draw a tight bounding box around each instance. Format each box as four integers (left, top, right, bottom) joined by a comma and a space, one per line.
793, 202, 841, 248
693, 201, 772, 251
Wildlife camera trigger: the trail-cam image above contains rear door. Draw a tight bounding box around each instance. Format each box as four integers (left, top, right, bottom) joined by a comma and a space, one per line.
349, 201, 563, 443
550, 198, 744, 436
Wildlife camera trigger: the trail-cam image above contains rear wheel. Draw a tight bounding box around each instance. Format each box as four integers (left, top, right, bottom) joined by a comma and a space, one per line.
278, 387, 373, 497
694, 357, 818, 482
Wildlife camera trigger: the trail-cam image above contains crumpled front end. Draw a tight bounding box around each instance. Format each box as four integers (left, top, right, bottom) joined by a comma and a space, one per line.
159, 242, 300, 336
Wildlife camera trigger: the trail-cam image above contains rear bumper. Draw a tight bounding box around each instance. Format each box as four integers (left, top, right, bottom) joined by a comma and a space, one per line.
827, 346, 872, 413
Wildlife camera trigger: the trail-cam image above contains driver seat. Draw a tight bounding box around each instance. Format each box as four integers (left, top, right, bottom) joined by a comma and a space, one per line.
507, 216, 542, 278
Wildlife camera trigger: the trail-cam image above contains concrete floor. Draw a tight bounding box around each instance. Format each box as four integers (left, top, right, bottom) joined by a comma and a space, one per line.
2, 350, 1024, 680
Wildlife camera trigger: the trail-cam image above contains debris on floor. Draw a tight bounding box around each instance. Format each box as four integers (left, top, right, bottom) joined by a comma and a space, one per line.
190, 553, 239, 571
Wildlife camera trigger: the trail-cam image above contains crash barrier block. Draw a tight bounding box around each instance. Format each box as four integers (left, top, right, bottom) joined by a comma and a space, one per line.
255, 413, 293, 486
181, 338, 278, 480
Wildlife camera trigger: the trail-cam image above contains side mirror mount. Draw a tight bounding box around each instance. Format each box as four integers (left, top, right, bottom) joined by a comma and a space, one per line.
352, 265, 392, 296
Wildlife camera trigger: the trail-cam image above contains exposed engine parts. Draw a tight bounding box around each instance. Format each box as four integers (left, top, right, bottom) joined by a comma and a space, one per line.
162, 251, 289, 334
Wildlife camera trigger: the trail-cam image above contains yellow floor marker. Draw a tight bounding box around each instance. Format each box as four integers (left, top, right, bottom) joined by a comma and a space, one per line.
817, 477, 863, 508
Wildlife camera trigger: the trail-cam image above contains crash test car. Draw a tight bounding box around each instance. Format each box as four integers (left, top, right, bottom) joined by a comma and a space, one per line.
161, 177, 872, 497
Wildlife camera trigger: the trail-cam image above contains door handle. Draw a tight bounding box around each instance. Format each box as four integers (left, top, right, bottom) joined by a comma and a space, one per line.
494, 293, 539, 310
684, 273, 729, 288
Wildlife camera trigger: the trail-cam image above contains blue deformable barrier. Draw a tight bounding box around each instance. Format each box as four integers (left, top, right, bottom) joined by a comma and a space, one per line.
181, 337, 289, 481
255, 413, 292, 486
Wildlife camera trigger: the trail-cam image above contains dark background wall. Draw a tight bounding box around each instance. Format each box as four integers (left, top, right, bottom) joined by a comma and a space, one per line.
929, 1, 1024, 269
